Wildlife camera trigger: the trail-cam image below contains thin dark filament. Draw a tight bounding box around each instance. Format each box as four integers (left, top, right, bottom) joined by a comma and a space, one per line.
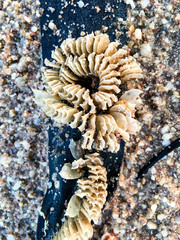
137, 138, 180, 181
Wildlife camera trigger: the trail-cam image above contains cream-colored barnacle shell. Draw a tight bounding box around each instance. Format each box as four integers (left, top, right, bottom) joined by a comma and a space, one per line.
81, 36, 89, 57
53, 153, 107, 240
109, 48, 127, 64
54, 106, 77, 124
69, 111, 83, 129
94, 34, 110, 54
94, 53, 104, 75
120, 89, 143, 106
33, 89, 58, 108
34, 33, 143, 153
86, 33, 94, 54
81, 114, 96, 150
60, 65, 79, 82
73, 56, 86, 76
43, 69, 66, 95
126, 116, 142, 134
118, 56, 143, 81
78, 113, 90, 132
88, 52, 96, 74
51, 47, 65, 64
60, 39, 71, 56
92, 91, 118, 110
44, 58, 60, 68
104, 41, 119, 57
78, 54, 89, 74
76, 37, 83, 56
65, 195, 81, 218
60, 163, 84, 180
66, 38, 77, 55
33, 89, 78, 125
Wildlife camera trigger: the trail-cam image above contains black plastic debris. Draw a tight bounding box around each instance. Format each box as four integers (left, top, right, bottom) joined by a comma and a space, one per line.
40, 0, 127, 60
37, 126, 81, 240
37, 0, 127, 239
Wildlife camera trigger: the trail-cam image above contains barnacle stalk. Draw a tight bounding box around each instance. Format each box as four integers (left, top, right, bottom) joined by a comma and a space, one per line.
33, 33, 143, 152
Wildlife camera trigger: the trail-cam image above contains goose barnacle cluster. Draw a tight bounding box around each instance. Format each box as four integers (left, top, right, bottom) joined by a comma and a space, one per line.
33, 33, 143, 153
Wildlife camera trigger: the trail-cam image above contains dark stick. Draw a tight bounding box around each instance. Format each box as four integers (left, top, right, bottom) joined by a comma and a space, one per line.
137, 138, 180, 181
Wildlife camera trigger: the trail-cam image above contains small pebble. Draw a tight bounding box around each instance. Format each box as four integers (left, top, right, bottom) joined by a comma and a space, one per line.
48, 20, 57, 30
0, 11, 5, 24
140, 44, 152, 58
135, 28, 142, 40
31, 26, 37, 32
141, 0, 150, 9
161, 229, 168, 237
17, 57, 27, 72
22, 140, 30, 150
11, 73, 17, 80
157, 214, 166, 221
7, 235, 15, 240
12, 181, 21, 191
151, 204, 157, 212
162, 133, 173, 140
33, 118, 40, 125
174, 216, 180, 224
77, 0, 84, 8
147, 221, 157, 229
161, 125, 170, 134
124, 0, 136, 9
162, 139, 171, 146
9, 109, 16, 117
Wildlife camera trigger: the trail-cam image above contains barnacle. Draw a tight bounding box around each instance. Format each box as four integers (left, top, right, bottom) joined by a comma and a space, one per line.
33, 33, 143, 152
53, 153, 107, 240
